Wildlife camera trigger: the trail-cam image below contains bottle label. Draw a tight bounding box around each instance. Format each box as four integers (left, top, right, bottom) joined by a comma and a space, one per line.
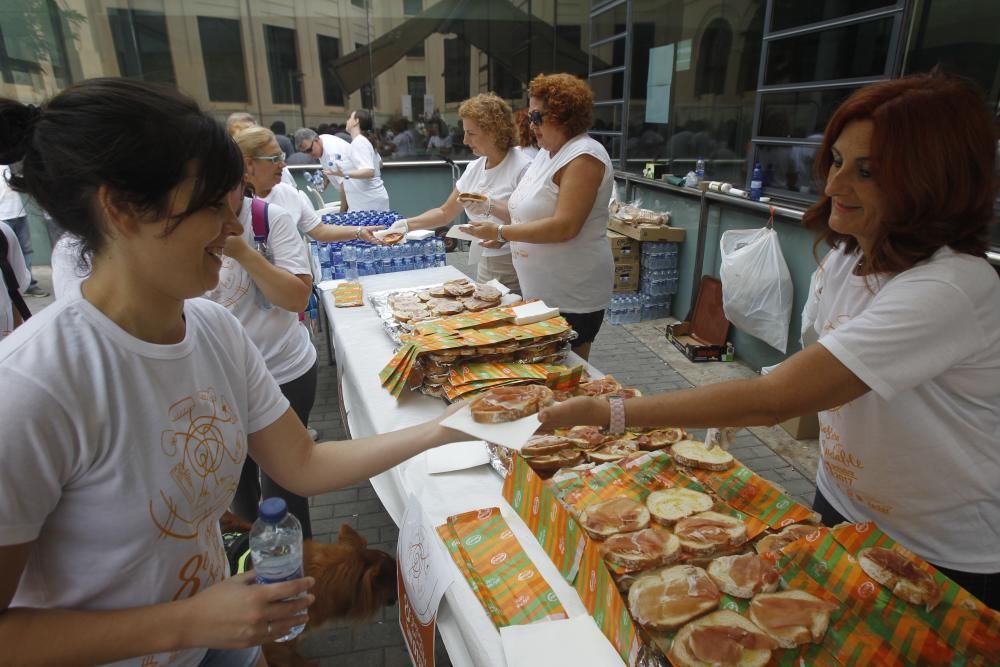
255, 565, 303, 586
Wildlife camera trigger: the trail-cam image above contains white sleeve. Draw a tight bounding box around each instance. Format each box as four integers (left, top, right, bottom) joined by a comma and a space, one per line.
265, 204, 311, 276
818, 276, 985, 400
239, 325, 291, 433
351, 137, 376, 171
0, 371, 79, 544
1, 223, 30, 292
295, 190, 321, 233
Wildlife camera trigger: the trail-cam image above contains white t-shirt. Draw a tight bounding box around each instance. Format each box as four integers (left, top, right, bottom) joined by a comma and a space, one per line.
319, 134, 354, 188
51, 233, 88, 299
344, 135, 390, 211
204, 197, 316, 385
262, 182, 321, 236
456, 151, 531, 258
0, 165, 26, 220
515, 145, 540, 161
0, 287, 289, 667
506, 134, 615, 313
0, 221, 30, 338
808, 245, 1000, 572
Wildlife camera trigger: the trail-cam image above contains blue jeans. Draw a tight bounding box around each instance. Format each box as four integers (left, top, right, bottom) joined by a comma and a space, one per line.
197, 646, 261, 667
5, 216, 35, 285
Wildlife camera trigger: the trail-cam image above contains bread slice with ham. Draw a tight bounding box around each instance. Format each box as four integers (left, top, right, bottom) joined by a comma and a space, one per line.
627, 564, 721, 631
523, 448, 583, 474
668, 610, 776, 667
579, 497, 650, 540
671, 440, 735, 471
754, 523, 818, 555
707, 553, 780, 598
521, 435, 574, 458
561, 425, 606, 449
601, 526, 681, 571
748, 590, 837, 648
857, 546, 944, 612
586, 438, 638, 463
469, 385, 554, 424
647, 488, 715, 526
674, 511, 748, 556
635, 427, 686, 450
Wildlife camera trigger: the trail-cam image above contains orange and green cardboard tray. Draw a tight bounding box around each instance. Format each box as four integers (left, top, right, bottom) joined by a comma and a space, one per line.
333, 282, 363, 307
442, 363, 585, 401
435, 507, 567, 628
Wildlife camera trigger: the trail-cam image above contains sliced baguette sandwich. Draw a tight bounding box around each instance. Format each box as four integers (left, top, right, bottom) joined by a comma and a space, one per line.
579, 497, 650, 540
754, 523, 818, 555
523, 449, 583, 474
627, 564, 721, 631
707, 553, 780, 598
520, 435, 573, 458
748, 590, 837, 648
469, 385, 554, 424
586, 438, 638, 463
601, 526, 681, 571
646, 488, 715, 526
668, 609, 777, 667
857, 546, 944, 612
671, 439, 735, 471
635, 427, 686, 450
674, 511, 748, 557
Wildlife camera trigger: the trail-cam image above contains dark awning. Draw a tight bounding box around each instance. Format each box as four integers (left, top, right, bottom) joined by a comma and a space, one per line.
330, 0, 598, 95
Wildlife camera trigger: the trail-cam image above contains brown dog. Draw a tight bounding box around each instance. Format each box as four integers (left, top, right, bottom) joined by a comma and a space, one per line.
219, 511, 398, 667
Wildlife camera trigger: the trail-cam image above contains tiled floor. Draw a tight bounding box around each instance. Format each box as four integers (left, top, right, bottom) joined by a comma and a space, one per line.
24, 257, 821, 667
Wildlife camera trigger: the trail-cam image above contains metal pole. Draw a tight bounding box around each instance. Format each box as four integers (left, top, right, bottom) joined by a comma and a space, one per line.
365, 0, 376, 113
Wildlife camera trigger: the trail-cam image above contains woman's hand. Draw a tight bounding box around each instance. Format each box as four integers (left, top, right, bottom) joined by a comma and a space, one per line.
223, 235, 252, 263
479, 240, 505, 250
538, 396, 607, 431
359, 226, 385, 244
459, 194, 491, 217
461, 221, 500, 241
181, 571, 315, 649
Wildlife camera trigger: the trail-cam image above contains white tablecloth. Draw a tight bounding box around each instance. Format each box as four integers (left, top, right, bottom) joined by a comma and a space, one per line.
320, 267, 616, 667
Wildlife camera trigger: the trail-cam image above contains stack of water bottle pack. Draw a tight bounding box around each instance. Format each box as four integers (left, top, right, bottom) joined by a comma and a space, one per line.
606, 241, 680, 324
309, 210, 447, 282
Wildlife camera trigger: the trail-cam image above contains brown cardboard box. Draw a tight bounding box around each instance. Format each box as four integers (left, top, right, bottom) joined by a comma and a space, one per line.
612, 259, 640, 293
665, 276, 734, 362
779, 414, 819, 440
607, 231, 640, 262
608, 217, 686, 242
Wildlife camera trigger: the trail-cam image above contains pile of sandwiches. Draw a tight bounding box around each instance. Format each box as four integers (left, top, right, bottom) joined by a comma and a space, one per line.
388, 278, 506, 325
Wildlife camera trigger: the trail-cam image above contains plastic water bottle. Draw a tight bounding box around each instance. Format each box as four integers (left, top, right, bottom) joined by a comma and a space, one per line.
695, 158, 705, 184
249, 498, 306, 643
750, 162, 763, 201
343, 245, 359, 283
436, 238, 447, 267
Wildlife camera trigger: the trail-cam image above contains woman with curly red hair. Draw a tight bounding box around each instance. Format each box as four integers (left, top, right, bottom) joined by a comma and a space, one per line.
541, 73, 1000, 609
464, 73, 615, 359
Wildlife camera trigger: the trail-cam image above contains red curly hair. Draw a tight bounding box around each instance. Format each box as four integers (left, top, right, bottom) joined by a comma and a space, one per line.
803, 73, 997, 276
527, 73, 593, 137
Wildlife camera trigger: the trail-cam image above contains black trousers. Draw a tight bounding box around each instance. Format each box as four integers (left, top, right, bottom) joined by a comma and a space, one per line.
232, 361, 318, 538
813, 490, 999, 611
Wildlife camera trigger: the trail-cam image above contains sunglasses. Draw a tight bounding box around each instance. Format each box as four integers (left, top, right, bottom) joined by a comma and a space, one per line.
252, 151, 286, 164
528, 110, 545, 126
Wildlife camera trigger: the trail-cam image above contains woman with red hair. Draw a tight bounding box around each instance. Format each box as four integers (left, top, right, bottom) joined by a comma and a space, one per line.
541, 73, 1000, 609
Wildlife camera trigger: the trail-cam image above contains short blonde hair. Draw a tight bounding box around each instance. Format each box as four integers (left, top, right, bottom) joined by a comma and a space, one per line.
233, 126, 276, 159
458, 93, 517, 152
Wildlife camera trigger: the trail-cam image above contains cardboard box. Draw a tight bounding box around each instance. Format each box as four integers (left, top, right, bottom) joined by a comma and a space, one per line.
607, 230, 639, 262
608, 216, 686, 242
666, 276, 734, 362
780, 413, 819, 439
612, 259, 639, 293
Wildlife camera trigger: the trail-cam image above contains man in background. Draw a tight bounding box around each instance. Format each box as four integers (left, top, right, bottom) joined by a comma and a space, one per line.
0, 164, 47, 297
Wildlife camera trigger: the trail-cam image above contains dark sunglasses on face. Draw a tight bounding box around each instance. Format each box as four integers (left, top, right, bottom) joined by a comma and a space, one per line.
528, 110, 545, 126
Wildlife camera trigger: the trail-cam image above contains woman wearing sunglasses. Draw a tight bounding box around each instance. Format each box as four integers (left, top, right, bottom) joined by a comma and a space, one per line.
462, 74, 614, 360
236, 126, 383, 244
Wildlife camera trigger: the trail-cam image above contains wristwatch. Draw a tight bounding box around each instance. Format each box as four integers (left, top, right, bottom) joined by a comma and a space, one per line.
608, 395, 626, 435
496, 224, 506, 242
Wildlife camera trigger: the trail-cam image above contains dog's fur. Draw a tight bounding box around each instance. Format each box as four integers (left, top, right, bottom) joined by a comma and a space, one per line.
219, 511, 397, 667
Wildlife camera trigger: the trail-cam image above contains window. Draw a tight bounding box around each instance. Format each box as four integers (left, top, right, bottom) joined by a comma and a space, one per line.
695, 19, 732, 96
351, 0, 366, 8
492, 61, 521, 100
403, 0, 422, 16
107, 8, 175, 84
264, 25, 300, 105
317, 34, 345, 106
408, 75, 426, 118
198, 17, 248, 102
444, 37, 470, 103
406, 41, 425, 58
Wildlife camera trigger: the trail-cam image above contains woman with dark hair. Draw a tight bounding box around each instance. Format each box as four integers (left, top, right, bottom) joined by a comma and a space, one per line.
541, 73, 1000, 609
463, 74, 615, 360
327, 109, 390, 211
513, 108, 539, 161
0, 79, 463, 665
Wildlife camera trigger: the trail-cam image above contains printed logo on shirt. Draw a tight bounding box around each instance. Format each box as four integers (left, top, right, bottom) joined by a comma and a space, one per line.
205, 256, 251, 308
149, 389, 246, 601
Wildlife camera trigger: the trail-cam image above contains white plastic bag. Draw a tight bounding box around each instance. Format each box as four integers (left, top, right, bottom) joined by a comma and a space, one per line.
719, 226, 793, 352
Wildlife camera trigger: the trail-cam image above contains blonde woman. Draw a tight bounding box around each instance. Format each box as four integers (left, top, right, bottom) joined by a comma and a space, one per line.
384, 93, 530, 293
235, 126, 382, 243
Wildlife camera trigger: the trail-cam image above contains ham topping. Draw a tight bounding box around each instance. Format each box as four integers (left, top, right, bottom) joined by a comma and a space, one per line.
750, 596, 837, 630
471, 385, 552, 415
565, 425, 606, 446
687, 625, 777, 663
604, 528, 670, 557
865, 547, 931, 584
730, 553, 780, 590
675, 516, 737, 545
583, 497, 648, 534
